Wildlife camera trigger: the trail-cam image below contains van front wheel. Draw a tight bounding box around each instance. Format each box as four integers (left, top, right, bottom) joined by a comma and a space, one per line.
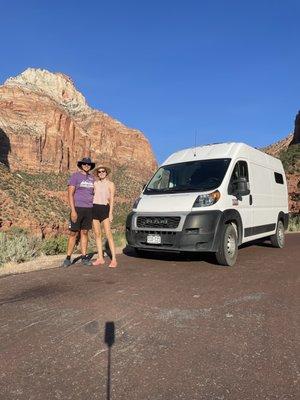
270, 220, 285, 248
215, 224, 238, 266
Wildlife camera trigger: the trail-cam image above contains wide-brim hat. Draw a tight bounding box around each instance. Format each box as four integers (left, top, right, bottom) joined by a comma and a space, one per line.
77, 157, 95, 170
93, 165, 111, 176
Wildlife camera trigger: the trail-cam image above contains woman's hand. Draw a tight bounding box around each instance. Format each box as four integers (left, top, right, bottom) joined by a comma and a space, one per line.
109, 213, 113, 223
71, 211, 78, 223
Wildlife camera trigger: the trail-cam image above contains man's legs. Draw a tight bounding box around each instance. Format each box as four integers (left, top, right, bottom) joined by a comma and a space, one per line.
80, 229, 89, 256
67, 231, 78, 256
80, 229, 93, 265
61, 230, 78, 267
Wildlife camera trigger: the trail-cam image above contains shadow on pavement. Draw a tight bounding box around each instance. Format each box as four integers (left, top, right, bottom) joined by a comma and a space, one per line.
123, 245, 219, 265
104, 321, 115, 400
239, 238, 274, 249
123, 237, 275, 265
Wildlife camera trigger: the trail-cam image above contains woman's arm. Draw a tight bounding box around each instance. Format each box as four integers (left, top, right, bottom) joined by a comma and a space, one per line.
109, 182, 115, 222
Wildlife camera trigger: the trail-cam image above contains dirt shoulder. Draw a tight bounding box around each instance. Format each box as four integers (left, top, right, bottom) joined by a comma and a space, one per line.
0, 247, 125, 277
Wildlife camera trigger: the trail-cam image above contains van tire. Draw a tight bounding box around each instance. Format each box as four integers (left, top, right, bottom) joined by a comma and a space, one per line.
270, 220, 285, 248
215, 223, 238, 266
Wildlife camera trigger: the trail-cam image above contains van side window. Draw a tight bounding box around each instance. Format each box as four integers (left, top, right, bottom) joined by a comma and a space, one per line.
228, 161, 249, 194
274, 172, 284, 184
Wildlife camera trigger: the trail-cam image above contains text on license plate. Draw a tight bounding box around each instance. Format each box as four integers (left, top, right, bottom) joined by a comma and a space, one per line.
147, 234, 161, 244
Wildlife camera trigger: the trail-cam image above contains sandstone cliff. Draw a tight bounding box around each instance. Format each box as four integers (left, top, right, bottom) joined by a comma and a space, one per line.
0, 68, 157, 179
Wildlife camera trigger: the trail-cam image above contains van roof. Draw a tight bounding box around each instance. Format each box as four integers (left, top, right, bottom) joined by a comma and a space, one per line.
162, 142, 282, 169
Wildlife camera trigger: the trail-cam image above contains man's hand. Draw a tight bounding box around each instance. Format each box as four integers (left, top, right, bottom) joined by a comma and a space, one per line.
71, 211, 78, 223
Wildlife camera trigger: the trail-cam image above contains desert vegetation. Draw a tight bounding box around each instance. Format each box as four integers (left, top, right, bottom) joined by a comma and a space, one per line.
279, 144, 300, 173
0, 229, 126, 267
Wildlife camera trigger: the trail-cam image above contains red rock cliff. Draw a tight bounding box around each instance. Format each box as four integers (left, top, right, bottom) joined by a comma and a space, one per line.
0, 68, 157, 181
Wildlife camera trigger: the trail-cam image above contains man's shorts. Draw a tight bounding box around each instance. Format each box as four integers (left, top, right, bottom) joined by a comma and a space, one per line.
69, 207, 93, 231
92, 204, 110, 222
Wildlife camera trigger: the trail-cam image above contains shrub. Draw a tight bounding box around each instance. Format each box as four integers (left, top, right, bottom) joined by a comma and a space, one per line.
288, 214, 300, 232
40, 236, 68, 255
280, 144, 300, 173
0, 232, 42, 266
5, 227, 29, 237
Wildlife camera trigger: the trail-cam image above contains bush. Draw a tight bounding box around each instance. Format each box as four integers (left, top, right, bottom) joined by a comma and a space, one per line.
288, 214, 300, 232
40, 236, 68, 255
0, 232, 42, 266
280, 144, 300, 173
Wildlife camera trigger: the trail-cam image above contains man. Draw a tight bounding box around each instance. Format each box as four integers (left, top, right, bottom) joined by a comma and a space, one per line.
61, 157, 95, 267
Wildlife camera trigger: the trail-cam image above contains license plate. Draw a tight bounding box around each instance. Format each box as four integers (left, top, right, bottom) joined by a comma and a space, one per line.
147, 234, 161, 244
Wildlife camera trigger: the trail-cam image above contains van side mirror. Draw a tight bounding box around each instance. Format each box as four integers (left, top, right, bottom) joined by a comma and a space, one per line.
232, 177, 250, 196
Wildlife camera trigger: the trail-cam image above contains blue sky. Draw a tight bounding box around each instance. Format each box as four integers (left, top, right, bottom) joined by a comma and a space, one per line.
1, 0, 299, 163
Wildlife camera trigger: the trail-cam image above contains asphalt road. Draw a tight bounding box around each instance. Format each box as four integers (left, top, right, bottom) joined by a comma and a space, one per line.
0, 234, 299, 400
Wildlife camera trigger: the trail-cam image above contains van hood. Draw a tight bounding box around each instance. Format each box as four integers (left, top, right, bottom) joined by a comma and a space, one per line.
136, 193, 198, 213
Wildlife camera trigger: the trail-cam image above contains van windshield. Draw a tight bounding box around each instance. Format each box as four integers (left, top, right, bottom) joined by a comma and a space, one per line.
144, 158, 231, 194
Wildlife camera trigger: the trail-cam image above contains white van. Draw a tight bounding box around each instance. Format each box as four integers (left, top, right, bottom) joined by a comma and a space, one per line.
126, 143, 289, 266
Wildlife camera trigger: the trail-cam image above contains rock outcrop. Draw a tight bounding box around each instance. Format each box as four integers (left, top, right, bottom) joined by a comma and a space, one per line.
0, 68, 157, 181
290, 111, 300, 145
263, 134, 293, 157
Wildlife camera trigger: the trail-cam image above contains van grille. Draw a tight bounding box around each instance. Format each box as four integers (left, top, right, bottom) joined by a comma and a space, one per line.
136, 216, 180, 229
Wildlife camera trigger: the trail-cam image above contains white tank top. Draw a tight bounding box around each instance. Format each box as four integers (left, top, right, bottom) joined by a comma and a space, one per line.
93, 180, 111, 205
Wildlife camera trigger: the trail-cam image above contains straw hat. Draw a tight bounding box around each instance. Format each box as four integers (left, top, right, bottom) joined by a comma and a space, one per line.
93, 165, 111, 176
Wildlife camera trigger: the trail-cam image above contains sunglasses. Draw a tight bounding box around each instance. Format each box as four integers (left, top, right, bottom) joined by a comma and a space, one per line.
82, 163, 91, 166
98, 169, 107, 173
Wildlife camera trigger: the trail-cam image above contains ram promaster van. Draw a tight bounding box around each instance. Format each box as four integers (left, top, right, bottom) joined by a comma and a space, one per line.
126, 143, 289, 266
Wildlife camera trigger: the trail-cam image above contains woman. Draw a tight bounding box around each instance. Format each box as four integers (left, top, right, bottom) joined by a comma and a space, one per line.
92, 165, 117, 268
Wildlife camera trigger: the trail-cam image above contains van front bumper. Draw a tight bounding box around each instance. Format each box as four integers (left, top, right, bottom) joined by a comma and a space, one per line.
126, 211, 223, 252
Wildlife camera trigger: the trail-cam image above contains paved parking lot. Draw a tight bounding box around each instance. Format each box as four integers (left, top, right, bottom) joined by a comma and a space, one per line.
0, 234, 299, 400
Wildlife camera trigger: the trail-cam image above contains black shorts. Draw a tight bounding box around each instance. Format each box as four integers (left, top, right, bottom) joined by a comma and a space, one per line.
69, 207, 93, 231
92, 204, 110, 222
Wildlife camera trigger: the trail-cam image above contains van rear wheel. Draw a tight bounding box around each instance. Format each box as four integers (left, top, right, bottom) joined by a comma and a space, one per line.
270, 220, 285, 248
215, 223, 238, 266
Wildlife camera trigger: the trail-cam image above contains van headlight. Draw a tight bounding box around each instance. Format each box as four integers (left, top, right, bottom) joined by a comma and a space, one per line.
132, 197, 141, 209
193, 190, 220, 207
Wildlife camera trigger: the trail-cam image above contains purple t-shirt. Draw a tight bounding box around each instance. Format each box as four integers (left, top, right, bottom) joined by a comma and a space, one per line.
68, 172, 95, 208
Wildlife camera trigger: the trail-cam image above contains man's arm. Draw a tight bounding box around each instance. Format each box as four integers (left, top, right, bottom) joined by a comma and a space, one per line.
68, 186, 77, 222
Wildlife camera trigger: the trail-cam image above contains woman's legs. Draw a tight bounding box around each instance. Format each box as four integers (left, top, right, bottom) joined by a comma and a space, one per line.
103, 218, 117, 267
92, 219, 105, 263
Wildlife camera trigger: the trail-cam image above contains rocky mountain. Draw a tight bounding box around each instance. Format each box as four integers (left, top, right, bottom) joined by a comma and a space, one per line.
0, 68, 157, 235
0, 68, 157, 177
